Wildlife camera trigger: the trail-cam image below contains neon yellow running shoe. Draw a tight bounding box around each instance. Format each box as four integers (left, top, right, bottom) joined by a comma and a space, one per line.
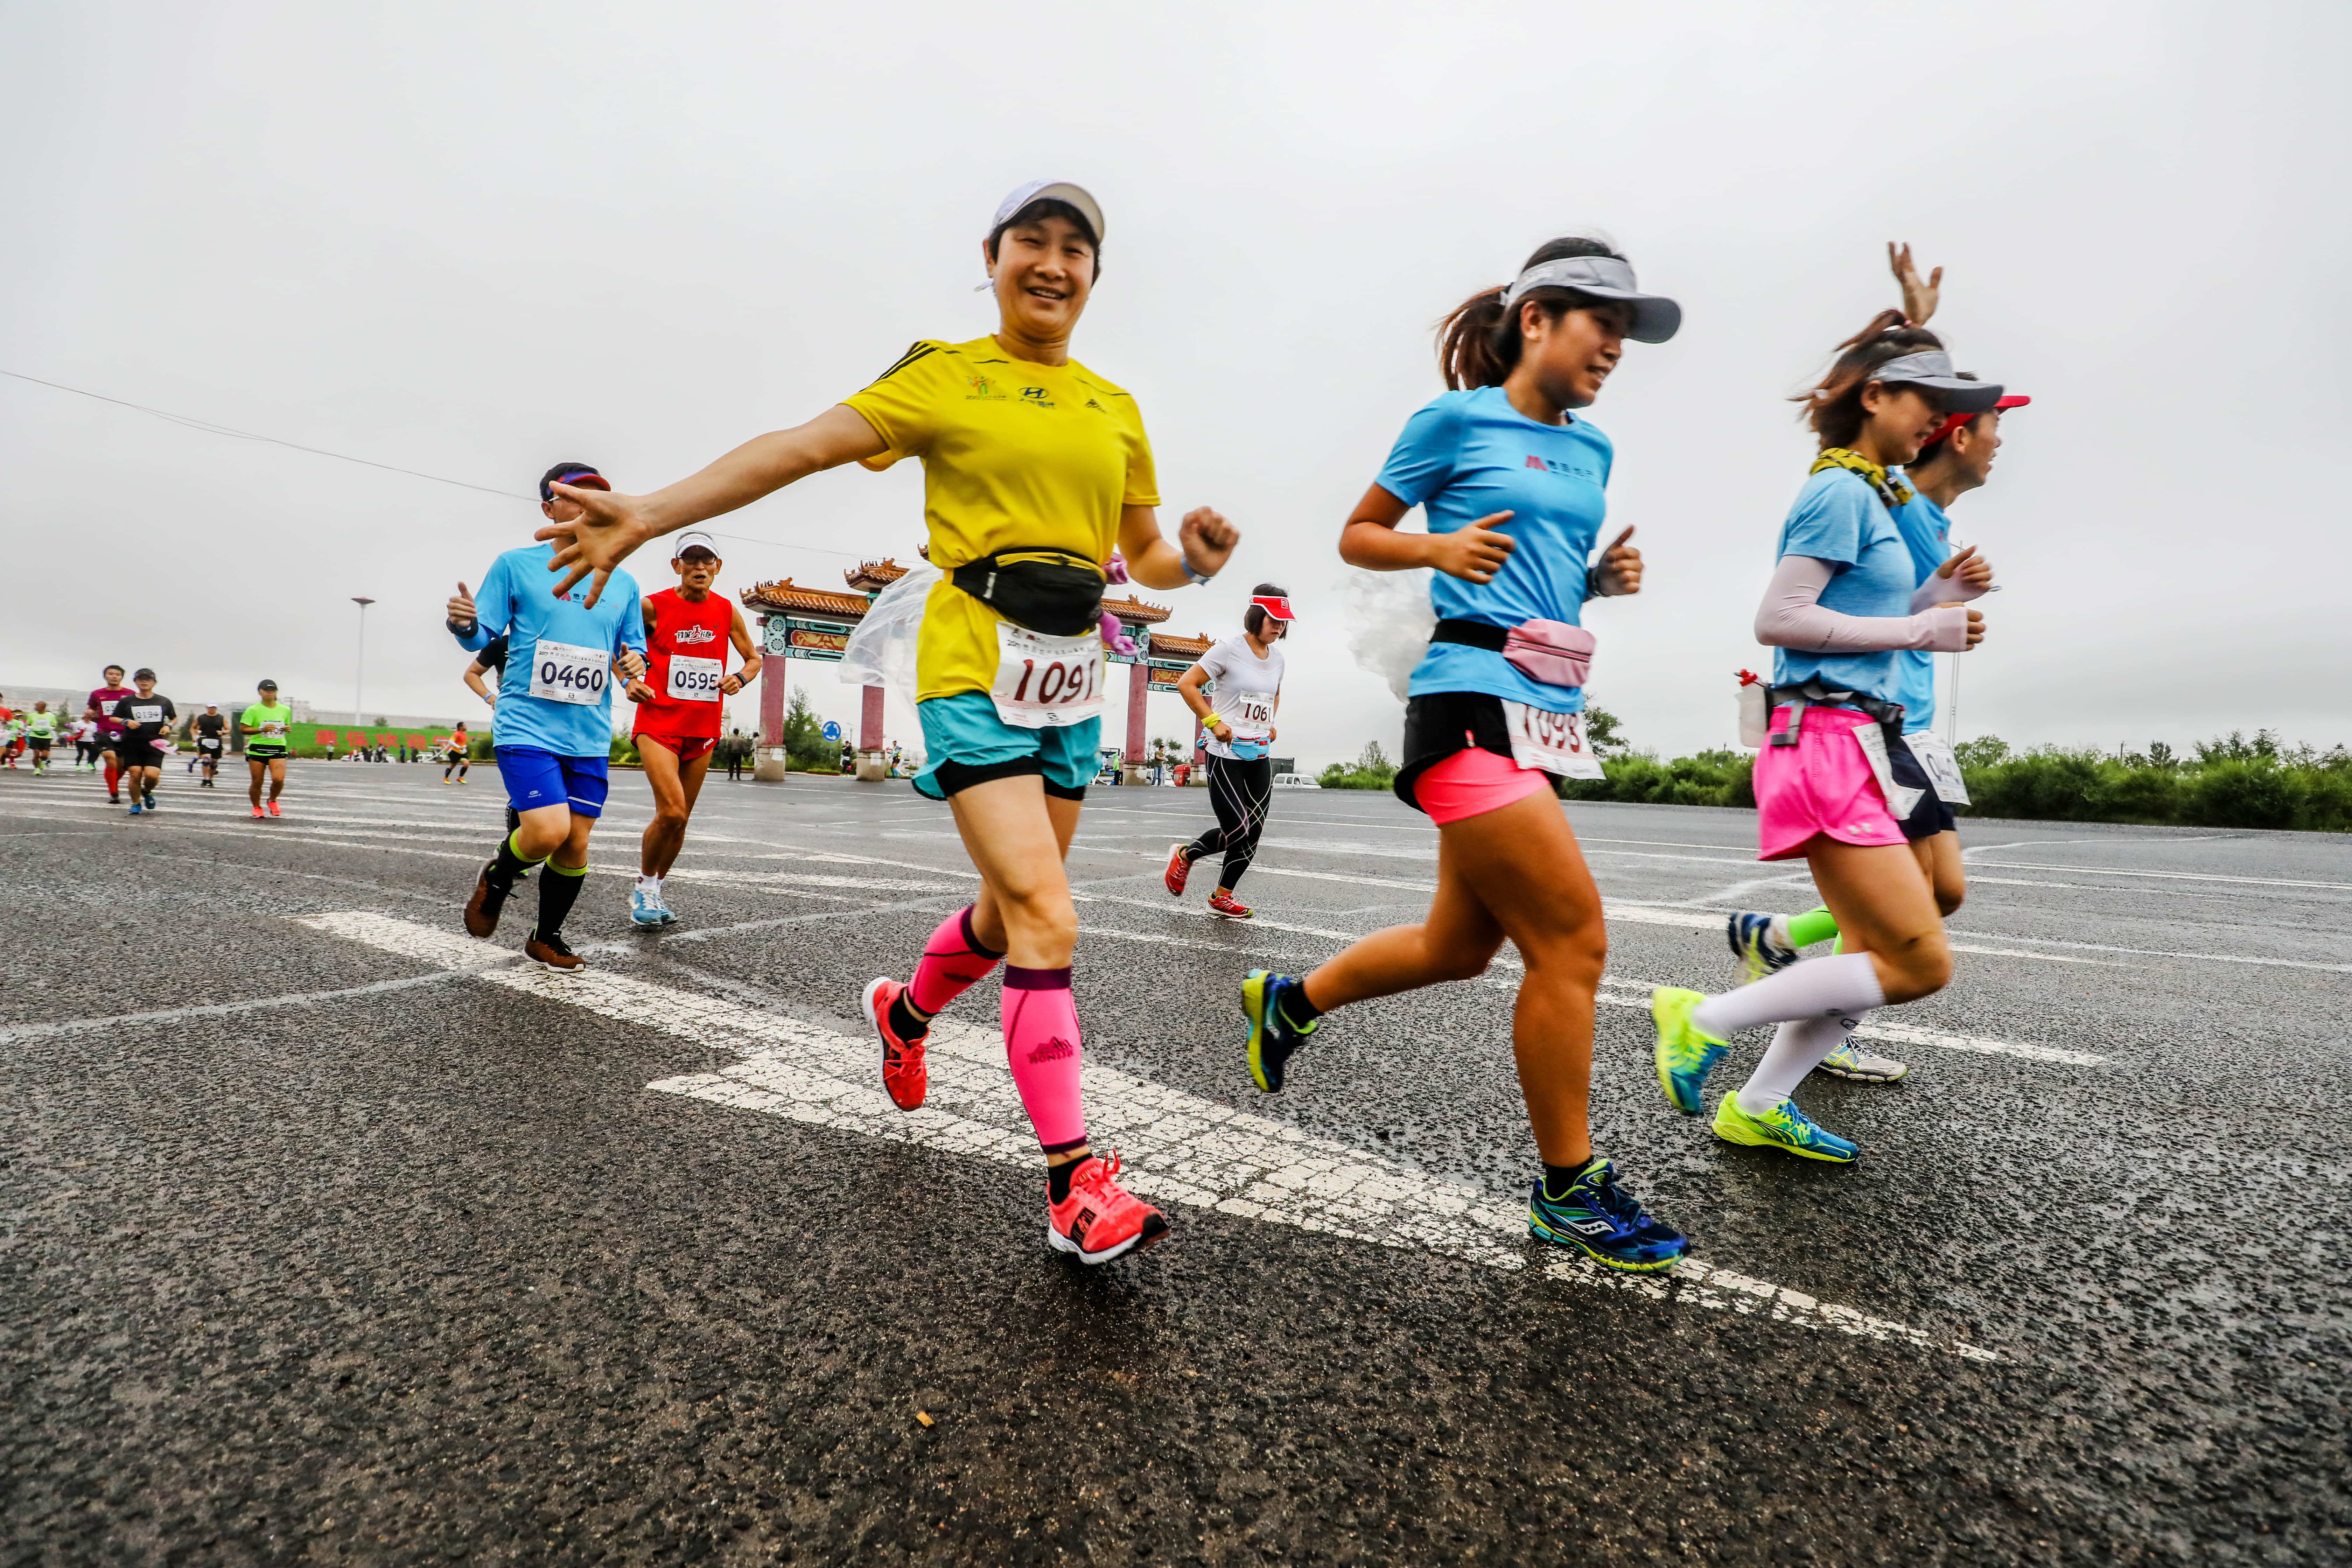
1651, 987, 1730, 1114
1710, 1094, 1860, 1162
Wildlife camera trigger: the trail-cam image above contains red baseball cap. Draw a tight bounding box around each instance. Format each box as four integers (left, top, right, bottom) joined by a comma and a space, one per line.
1921, 394, 2029, 451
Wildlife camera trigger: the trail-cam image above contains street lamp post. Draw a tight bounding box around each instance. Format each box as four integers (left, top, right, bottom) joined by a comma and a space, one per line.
351, 596, 376, 723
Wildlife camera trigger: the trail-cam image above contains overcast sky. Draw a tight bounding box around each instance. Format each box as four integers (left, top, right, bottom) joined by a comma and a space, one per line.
4, 1, 2345, 765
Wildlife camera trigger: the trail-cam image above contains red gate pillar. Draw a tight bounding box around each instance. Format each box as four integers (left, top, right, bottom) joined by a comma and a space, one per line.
756, 625, 788, 780
855, 683, 886, 782
1124, 660, 1149, 784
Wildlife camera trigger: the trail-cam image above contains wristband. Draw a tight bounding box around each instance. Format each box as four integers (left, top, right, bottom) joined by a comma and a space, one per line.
1182, 558, 1214, 587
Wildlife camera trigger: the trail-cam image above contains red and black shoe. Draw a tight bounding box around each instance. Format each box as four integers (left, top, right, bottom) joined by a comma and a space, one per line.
1046, 1152, 1170, 1264
862, 976, 928, 1112
1163, 842, 1193, 897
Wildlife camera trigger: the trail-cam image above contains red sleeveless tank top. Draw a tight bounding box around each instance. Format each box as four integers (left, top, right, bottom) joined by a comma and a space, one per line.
636, 588, 735, 739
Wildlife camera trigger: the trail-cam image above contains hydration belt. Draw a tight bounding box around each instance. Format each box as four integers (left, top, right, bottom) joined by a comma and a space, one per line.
1765, 679, 1906, 748
1429, 618, 1510, 651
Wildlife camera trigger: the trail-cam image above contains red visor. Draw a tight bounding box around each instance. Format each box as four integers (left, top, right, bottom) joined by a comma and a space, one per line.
1921, 394, 2030, 451
1250, 594, 1296, 622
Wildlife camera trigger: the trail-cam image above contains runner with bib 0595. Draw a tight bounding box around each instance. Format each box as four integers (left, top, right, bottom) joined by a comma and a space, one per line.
531, 180, 1240, 1266
1237, 231, 1688, 1273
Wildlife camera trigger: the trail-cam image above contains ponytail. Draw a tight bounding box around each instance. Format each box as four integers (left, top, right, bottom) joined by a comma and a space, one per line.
1795, 310, 1946, 450
1436, 236, 1625, 391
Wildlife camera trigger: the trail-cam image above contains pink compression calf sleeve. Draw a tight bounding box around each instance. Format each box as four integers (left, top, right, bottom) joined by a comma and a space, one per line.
909, 906, 1006, 1016
1002, 965, 1087, 1150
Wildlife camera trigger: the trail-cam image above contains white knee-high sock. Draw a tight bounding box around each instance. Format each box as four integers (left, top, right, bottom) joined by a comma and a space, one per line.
1691, 951, 1884, 1039
1736, 1012, 1863, 1115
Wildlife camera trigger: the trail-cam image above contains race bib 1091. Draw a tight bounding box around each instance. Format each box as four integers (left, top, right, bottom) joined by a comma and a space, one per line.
990, 624, 1106, 730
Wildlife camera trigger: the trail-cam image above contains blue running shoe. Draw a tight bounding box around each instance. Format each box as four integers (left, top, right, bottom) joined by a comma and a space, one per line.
1240, 969, 1317, 1093
1712, 1094, 1861, 1163
1726, 911, 1799, 985
629, 886, 665, 928
1651, 987, 1730, 1114
1528, 1156, 1688, 1272
127, 801, 142, 816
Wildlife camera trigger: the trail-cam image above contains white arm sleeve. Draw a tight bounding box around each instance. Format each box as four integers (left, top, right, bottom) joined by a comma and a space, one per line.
1755, 555, 1970, 654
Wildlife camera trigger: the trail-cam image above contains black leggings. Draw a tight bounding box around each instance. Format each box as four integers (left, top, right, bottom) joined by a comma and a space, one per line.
1186, 754, 1273, 891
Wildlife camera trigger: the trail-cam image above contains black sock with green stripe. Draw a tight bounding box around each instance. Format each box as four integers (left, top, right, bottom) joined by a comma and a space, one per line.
536, 859, 588, 938
1541, 1156, 1603, 1203
489, 829, 545, 891
1275, 976, 1323, 1032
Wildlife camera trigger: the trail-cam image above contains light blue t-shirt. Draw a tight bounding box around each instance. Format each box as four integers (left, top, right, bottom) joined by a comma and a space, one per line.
1888, 484, 1954, 733
1376, 385, 1611, 713
456, 543, 646, 758
1769, 467, 1915, 708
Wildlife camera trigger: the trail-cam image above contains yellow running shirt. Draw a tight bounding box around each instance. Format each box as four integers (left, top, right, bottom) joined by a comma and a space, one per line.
842, 336, 1159, 702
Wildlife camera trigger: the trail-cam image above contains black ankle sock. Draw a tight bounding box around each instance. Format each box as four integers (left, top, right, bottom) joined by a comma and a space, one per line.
489, 830, 542, 890
1540, 1157, 1599, 1202
1047, 1157, 1088, 1203
1276, 978, 1323, 1029
887, 993, 930, 1041
537, 861, 587, 936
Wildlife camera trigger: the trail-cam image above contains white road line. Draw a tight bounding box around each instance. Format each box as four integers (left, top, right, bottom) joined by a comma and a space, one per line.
0, 968, 482, 1043
290, 909, 1995, 1360
1965, 860, 2352, 893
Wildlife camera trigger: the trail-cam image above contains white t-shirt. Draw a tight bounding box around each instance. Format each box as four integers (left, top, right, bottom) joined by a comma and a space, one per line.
1194, 635, 1285, 760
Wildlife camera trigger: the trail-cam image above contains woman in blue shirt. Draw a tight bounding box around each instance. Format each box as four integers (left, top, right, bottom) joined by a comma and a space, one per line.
1238, 234, 1688, 1274
1651, 313, 2003, 1164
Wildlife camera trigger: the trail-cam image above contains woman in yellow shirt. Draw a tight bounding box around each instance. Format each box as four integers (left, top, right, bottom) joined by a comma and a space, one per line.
537, 181, 1237, 1265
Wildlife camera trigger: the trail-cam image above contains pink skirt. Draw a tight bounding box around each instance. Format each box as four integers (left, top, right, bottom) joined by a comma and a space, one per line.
1415, 745, 1552, 825
1753, 706, 1907, 861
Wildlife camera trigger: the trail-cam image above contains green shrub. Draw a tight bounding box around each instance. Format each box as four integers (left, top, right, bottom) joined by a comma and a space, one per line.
1561, 748, 1754, 808
2187, 759, 2304, 830
782, 686, 841, 772
1319, 741, 1398, 791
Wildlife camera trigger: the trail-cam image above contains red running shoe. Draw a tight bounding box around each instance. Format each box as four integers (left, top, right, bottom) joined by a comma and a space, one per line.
1207, 891, 1253, 920
266, 800, 282, 818
1046, 1152, 1169, 1264
1163, 842, 1192, 897
250, 805, 265, 819
862, 976, 928, 1112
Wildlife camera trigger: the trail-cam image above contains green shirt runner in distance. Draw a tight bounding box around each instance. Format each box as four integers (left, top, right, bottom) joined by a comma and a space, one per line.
241, 702, 294, 752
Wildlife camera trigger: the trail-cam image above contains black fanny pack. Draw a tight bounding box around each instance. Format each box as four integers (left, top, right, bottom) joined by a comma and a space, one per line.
1765, 679, 1906, 748
948, 550, 1106, 637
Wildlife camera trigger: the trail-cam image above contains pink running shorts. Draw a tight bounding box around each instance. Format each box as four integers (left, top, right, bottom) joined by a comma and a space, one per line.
1415, 744, 1552, 825
1753, 706, 1907, 861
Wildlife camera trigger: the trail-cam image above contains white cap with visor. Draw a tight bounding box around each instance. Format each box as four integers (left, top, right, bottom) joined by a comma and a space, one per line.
986, 180, 1105, 245
671, 530, 720, 561
1500, 253, 1682, 344
1867, 351, 2006, 413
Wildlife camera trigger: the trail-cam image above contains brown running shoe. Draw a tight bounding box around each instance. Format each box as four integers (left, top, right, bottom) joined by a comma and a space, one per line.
524, 927, 586, 972
464, 863, 510, 939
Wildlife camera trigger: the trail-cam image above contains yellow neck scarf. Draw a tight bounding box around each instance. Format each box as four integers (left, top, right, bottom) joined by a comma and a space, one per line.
1810, 447, 1913, 508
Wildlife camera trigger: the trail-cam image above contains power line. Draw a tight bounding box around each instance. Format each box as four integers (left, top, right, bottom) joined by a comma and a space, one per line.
1, 366, 865, 559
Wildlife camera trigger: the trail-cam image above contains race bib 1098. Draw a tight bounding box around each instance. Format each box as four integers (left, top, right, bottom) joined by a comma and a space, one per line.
1499, 700, 1606, 780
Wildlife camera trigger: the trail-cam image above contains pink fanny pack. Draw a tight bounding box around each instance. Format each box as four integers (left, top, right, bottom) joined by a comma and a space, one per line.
1501, 619, 1596, 688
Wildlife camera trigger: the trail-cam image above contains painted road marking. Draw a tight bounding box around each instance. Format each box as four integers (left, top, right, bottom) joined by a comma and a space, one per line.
1966, 859, 2352, 893
292, 910, 1998, 1361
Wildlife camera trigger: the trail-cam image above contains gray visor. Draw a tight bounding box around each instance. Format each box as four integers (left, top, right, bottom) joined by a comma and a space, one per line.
1499, 254, 1681, 343
1869, 351, 2004, 412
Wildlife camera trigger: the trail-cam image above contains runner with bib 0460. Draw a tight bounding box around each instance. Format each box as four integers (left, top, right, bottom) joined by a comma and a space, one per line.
448, 462, 650, 972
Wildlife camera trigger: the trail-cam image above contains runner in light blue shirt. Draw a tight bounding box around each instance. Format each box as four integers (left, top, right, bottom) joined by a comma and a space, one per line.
444, 462, 652, 970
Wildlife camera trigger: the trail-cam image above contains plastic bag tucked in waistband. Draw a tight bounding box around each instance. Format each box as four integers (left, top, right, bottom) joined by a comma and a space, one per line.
1341, 565, 1435, 702
838, 561, 942, 710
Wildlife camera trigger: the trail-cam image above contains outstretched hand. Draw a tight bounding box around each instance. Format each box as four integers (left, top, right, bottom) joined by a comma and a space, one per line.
1888, 241, 1943, 326
537, 484, 657, 607
1591, 526, 1642, 596
1935, 542, 1994, 592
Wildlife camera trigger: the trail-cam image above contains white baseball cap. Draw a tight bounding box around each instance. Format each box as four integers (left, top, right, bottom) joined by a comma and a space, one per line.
671, 530, 720, 560
986, 180, 1105, 246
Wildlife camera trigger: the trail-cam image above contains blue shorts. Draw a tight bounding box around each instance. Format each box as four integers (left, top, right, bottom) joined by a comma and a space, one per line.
495, 746, 609, 818
913, 693, 1098, 802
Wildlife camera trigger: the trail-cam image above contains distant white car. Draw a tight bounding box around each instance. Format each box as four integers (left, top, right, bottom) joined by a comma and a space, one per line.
1273, 772, 1322, 789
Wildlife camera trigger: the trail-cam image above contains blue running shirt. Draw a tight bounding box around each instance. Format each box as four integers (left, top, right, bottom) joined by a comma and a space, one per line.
1888, 485, 1953, 733
1375, 385, 1612, 713
1769, 467, 1916, 707
458, 543, 646, 758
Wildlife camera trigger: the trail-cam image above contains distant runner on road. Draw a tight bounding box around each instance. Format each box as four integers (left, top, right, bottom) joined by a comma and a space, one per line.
192, 704, 226, 786
627, 530, 763, 927
241, 680, 293, 818
116, 669, 176, 815
89, 664, 136, 804
442, 721, 474, 784
23, 702, 57, 775
448, 461, 648, 971
1166, 584, 1293, 920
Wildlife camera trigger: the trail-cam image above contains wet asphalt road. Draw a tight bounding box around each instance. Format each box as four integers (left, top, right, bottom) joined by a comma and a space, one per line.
2, 761, 2347, 1566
